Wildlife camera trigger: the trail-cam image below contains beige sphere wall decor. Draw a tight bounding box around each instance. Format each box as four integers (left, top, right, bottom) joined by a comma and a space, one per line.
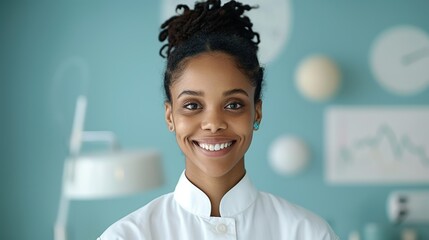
295, 55, 341, 102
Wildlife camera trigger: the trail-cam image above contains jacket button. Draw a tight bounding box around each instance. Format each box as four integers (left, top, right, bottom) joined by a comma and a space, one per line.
216, 223, 227, 233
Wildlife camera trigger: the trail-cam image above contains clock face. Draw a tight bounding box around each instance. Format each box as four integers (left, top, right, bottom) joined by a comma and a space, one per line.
161, 0, 292, 64
370, 25, 429, 96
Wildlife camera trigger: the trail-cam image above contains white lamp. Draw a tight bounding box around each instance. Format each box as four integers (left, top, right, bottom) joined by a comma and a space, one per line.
54, 96, 164, 240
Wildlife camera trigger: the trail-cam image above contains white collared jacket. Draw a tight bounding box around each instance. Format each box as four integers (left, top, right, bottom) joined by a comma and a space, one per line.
98, 171, 339, 240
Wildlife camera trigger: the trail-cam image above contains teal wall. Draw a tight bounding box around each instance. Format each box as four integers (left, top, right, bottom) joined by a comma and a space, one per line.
1, 1, 428, 239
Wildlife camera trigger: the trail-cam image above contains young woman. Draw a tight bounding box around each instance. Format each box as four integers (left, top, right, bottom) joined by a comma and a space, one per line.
99, 1, 339, 239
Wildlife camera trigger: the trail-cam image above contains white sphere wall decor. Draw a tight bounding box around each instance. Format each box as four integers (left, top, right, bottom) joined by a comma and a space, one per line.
268, 135, 310, 175
295, 55, 341, 102
370, 25, 429, 96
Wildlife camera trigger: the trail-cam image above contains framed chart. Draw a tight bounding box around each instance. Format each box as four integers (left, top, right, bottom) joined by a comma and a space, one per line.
325, 106, 429, 184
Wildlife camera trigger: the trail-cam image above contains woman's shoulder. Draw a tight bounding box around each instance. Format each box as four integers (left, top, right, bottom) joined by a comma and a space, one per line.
258, 191, 319, 219
256, 191, 339, 239
98, 192, 175, 240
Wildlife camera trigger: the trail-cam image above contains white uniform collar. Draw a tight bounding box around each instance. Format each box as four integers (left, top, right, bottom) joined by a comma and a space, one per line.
174, 171, 258, 218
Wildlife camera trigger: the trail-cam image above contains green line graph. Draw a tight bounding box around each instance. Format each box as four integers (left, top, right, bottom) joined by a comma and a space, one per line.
339, 124, 429, 166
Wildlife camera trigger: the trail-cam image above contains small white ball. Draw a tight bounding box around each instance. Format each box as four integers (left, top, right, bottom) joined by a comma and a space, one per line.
295, 55, 341, 102
268, 135, 310, 175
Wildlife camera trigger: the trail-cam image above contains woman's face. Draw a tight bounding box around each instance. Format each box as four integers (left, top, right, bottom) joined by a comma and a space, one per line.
165, 52, 262, 179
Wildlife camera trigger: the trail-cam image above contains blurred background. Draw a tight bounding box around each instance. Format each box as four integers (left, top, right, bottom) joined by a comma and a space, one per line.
1, 1, 428, 239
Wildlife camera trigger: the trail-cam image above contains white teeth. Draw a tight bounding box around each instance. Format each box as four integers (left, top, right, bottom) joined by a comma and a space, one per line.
198, 141, 233, 152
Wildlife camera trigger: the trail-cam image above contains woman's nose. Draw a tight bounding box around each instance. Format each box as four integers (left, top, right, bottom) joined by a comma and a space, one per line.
201, 109, 227, 133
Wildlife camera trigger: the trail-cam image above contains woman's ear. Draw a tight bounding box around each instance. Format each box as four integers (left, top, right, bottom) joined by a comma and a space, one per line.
164, 102, 175, 132
255, 99, 262, 124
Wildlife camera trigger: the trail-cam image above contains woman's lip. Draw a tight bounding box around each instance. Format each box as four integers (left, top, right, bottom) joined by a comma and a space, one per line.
192, 138, 236, 144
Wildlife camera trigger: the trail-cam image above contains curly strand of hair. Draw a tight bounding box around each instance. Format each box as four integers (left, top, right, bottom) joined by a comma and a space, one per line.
176, 4, 190, 13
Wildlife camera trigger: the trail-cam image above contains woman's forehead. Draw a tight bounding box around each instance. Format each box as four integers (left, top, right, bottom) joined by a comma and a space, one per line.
172, 52, 253, 90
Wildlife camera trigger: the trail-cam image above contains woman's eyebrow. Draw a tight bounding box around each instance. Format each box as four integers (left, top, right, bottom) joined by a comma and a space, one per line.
223, 88, 249, 97
177, 90, 203, 99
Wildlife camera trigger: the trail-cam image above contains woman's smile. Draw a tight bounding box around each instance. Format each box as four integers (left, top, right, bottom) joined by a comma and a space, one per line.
196, 141, 234, 152
192, 138, 237, 157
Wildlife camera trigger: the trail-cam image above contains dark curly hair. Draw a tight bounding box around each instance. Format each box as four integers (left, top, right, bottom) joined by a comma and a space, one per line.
159, 0, 264, 103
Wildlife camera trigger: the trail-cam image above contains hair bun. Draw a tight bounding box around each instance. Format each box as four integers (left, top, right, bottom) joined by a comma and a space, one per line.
159, 0, 260, 58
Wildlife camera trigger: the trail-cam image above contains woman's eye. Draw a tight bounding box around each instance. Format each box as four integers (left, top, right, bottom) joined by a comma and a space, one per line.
184, 103, 201, 110
225, 102, 243, 110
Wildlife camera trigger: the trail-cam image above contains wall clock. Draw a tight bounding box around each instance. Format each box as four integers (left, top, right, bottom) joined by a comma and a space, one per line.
369, 25, 429, 96
161, 0, 292, 64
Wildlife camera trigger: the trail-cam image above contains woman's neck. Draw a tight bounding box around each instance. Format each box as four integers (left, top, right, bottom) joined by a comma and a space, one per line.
185, 161, 245, 217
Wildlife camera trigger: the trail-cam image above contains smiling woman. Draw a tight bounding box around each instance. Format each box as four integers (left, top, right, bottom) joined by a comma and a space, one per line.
166, 52, 259, 186
98, 0, 339, 239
